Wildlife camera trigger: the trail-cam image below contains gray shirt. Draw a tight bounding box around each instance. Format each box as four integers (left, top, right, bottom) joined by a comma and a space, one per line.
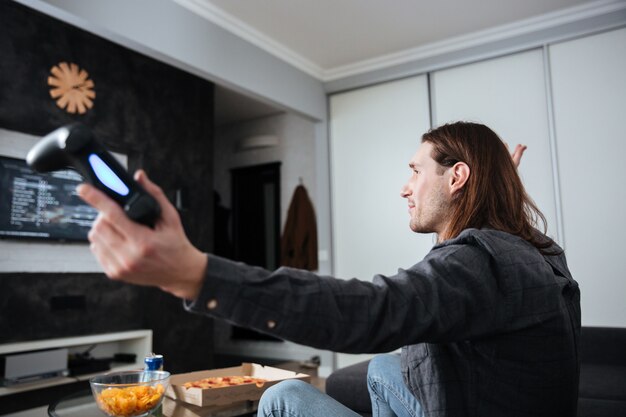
186, 228, 580, 417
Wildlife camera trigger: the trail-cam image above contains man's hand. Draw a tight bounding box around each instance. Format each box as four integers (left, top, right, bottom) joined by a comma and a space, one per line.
77, 170, 207, 300
504, 142, 527, 168
510, 144, 527, 168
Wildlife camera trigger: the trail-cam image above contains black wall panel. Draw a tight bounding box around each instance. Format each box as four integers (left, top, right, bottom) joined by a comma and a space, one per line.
0, 1, 215, 374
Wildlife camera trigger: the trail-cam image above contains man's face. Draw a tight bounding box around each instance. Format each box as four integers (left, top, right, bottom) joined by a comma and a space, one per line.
401, 142, 452, 235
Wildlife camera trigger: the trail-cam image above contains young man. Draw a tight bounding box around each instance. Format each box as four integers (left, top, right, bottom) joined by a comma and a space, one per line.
79, 121, 580, 417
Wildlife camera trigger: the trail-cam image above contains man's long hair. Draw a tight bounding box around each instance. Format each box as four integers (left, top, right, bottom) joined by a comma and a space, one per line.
423, 121, 556, 253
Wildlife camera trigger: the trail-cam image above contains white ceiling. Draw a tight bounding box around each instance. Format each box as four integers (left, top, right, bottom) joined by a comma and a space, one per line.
177, 0, 609, 80
198, 0, 618, 124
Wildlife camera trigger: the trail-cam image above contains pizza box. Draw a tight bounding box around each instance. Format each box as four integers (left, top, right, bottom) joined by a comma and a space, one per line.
162, 398, 258, 417
166, 362, 311, 407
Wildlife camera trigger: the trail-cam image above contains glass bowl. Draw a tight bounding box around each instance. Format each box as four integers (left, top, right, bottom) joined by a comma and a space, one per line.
90, 370, 170, 417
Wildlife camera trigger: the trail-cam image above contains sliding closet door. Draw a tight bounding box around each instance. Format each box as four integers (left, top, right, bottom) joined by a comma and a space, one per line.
431, 49, 558, 242
329, 75, 431, 368
549, 28, 626, 327
329, 76, 432, 281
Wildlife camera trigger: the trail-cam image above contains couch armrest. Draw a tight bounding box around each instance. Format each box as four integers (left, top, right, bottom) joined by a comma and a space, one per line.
326, 360, 372, 415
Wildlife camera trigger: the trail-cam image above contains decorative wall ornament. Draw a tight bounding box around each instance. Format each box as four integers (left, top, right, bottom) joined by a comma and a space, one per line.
47, 62, 96, 114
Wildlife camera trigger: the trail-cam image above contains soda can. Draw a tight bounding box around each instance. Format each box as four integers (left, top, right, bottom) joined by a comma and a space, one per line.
144, 353, 164, 371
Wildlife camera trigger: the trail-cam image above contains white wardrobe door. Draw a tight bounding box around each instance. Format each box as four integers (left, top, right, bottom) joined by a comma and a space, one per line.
549, 27, 626, 327
329, 75, 432, 282
432, 49, 558, 242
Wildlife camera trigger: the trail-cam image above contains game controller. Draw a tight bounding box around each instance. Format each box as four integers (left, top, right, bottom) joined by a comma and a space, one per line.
26, 123, 161, 227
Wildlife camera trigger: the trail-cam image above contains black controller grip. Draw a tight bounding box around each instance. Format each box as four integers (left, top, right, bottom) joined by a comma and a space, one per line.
27, 124, 161, 227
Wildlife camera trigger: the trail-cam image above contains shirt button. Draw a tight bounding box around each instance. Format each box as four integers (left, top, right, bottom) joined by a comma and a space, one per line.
266, 320, 277, 329
206, 299, 218, 310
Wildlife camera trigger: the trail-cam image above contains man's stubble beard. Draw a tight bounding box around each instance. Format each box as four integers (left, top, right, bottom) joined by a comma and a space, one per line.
409, 186, 452, 236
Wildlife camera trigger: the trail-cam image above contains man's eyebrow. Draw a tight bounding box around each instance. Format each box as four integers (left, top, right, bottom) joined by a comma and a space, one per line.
409, 162, 422, 169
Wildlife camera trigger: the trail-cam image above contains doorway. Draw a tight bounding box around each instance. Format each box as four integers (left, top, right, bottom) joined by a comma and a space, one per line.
231, 162, 281, 270
230, 162, 282, 341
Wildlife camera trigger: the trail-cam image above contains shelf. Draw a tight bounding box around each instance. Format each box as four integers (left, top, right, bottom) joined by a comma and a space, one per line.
0, 330, 152, 355
0, 330, 152, 397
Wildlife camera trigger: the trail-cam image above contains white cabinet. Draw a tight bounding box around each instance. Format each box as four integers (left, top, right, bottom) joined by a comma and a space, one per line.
329, 75, 432, 282
329, 75, 431, 369
549, 27, 626, 327
0, 330, 152, 397
431, 49, 559, 242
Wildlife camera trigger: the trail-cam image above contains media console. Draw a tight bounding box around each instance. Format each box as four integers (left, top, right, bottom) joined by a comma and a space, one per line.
0, 330, 152, 398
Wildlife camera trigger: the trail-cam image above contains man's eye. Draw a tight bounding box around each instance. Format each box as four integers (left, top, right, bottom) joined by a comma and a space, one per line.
413, 170, 420, 174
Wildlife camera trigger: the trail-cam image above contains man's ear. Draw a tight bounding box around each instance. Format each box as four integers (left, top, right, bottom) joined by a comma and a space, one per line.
448, 162, 470, 194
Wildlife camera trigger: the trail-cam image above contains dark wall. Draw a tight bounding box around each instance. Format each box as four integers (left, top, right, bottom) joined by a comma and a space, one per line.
0, 2, 215, 373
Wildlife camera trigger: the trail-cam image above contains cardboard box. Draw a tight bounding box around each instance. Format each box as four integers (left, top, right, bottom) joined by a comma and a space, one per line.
162, 398, 258, 417
166, 363, 310, 407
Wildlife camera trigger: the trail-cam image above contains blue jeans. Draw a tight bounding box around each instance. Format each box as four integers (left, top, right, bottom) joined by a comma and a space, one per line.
367, 354, 424, 417
257, 354, 423, 417
257, 379, 361, 417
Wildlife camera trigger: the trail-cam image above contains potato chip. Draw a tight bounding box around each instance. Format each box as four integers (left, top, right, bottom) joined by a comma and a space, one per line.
96, 384, 164, 417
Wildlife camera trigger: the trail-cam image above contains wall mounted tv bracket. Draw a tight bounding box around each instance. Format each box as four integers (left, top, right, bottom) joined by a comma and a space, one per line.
26, 124, 161, 227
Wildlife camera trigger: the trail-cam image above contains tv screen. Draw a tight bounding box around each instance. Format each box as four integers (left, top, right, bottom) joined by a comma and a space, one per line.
0, 155, 97, 241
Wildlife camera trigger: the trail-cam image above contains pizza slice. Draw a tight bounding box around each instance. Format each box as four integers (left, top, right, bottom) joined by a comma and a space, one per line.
183, 375, 268, 389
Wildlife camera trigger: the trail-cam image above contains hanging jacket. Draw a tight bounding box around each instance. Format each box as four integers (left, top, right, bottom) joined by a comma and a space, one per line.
280, 184, 318, 270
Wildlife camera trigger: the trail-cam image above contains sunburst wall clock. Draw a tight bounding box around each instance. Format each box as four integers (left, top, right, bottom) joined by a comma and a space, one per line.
47, 62, 96, 114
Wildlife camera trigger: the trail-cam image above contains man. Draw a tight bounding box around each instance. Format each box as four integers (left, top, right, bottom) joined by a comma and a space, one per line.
79, 121, 580, 417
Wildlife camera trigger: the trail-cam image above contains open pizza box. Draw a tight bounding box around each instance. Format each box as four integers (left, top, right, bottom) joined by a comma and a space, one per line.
166, 362, 311, 407
162, 399, 258, 417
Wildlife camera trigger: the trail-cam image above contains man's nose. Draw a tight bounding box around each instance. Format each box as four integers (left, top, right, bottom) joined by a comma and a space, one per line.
400, 183, 411, 198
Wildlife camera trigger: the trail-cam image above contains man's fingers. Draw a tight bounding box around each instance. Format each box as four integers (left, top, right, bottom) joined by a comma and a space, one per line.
89, 238, 124, 279
514, 144, 527, 155
77, 183, 138, 233
89, 213, 126, 247
511, 144, 527, 168
89, 214, 149, 280
134, 170, 179, 222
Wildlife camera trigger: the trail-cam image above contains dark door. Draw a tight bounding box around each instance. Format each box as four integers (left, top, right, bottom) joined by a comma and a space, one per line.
231, 162, 281, 270
230, 162, 281, 341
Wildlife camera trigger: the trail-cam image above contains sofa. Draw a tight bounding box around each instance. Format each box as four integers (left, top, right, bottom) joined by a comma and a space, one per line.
326, 327, 626, 417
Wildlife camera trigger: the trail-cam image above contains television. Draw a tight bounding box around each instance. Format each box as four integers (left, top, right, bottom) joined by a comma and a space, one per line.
0, 155, 97, 241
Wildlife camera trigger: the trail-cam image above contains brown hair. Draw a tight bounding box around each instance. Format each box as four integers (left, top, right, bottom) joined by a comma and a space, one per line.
422, 121, 557, 253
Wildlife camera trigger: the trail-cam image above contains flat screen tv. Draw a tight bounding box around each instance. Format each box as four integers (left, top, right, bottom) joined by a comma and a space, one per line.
0, 155, 97, 241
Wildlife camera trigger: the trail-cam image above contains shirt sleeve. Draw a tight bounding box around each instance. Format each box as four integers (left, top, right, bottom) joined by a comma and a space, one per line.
184, 242, 504, 353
